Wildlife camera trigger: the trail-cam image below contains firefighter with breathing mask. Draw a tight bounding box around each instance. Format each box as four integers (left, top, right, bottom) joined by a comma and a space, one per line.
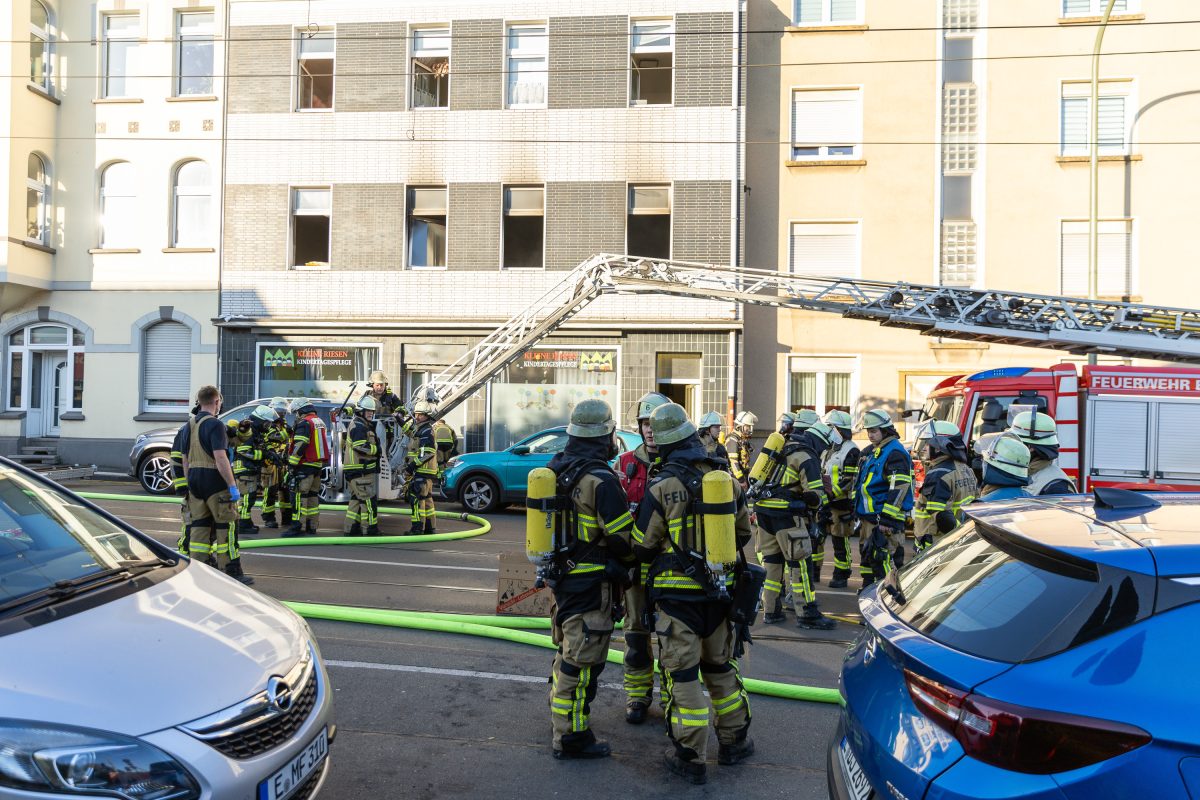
975, 432, 1033, 502
725, 411, 757, 489
912, 420, 977, 551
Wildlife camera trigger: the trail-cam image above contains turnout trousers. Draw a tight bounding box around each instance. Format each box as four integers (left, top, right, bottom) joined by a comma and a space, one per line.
549, 580, 615, 750
187, 489, 237, 570
829, 513, 855, 583
622, 570, 654, 709
344, 473, 379, 533
756, 514, 817, 613
236, 475, 260, 523
293, 471, 322, 527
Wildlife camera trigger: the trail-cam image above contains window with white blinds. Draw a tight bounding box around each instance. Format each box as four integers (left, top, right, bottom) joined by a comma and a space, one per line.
1061, 82, 1132, 155
794, 0, 861, 25
790, 222, 860, 278
791, 88, 861, 160
142, 321, 192, 412
1063, 0, 1130, 16
1060, 220, 1133, 298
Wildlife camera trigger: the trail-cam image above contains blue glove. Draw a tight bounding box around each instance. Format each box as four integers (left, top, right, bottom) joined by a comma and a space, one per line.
228, 484, 241, 503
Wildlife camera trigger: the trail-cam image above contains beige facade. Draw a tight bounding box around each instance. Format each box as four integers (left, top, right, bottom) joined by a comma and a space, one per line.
744, 0, 1200, 436
0, 1, 224, 466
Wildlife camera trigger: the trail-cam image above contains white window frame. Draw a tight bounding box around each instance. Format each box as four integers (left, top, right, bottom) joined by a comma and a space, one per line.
501, 184, 546, 270
30, 0, 51, 92
140, 321, 193, 413
289, 186, 332, 270
625, 182, 673, 260
787, 220, 862, 278
296, 27, 335, 112
1062, 0, 1135, 17
786, 355, 860, 419
6, 324, 85, 412
629, 17, 674, 108
1060, 79, 1135, 157
101, 13, 139, 99
99, 161, 136, 248
505, 22, 548, 109
405, 185, 449, 270
790, 86, 863, 161
410, 26, 450, 110
171, 160, 213, 248
1059, 218, 1136, 298
26, 152, 49, 246
793, 0, 863, 27
175, 10, 215, 97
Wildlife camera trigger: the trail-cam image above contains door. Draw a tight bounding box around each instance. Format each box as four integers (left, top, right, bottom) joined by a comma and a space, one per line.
43, 355, 67, 436
502, 429, 568, 491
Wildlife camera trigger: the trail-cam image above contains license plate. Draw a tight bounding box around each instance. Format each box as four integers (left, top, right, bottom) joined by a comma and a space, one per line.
839, 737, 875, 800
258, 727, 328, 800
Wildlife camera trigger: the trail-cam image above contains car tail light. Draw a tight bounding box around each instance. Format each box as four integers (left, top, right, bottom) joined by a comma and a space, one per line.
905, 669, 1150, 774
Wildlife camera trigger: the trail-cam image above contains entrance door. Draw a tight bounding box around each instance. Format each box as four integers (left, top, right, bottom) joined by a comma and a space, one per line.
41, 354, 67, 436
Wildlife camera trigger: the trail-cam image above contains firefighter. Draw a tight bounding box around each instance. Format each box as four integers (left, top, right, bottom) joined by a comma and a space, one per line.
788, 409, 822, 581
975, 432, 1033, 502
283, 398, 330, 537
1008, 411, 1077, 495
725, 411, 757, 489
617, 391, 669, 725
697, 411, 729, 461
181, 385, 252, 585
233, 406, 276, 537
261, 398, 293, 530
820, 410, 860, 588
854, 409, 914, 587
343, 395, 380, 537
912, 420, 977, 551
432, 416, 459, 475
753, 420, 838, 630
368, 370, 406, 417
777, 411, 797, 438
543, 399, 634, 760
405, 400, 439, 535
633, 403, 754, 784
169, 402, 200, 555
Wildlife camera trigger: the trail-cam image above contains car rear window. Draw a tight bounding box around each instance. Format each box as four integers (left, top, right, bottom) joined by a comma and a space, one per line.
886, 522, 1154, 663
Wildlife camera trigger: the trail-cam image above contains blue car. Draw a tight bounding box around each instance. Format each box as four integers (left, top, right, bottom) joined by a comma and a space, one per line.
831, 490, 1200, 800
441, 427, 643, 513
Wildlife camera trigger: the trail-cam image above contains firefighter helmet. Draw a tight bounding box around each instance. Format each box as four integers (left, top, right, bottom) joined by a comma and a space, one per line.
1009, 411, 1059, 447
251, 405, 277, 424
734, 411, 758, 433
914, 419, 962, 460
975, 432, 1030, 480
858, 408, 892, 431
777, 411, 796, 430
792, 409, 821, 430
649, 403, 697, 446
807, 420, 835, 446
412, 400, 436, 417
290, 397, 315, 416
358, 395, 378, 414
567, 399, 616, 439
635, 392, 671, 422
368, 370, 389, 386
698, 411, 723, 429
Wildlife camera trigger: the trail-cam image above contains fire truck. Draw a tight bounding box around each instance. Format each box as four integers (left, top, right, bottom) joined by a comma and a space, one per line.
921, 364, 1200, 492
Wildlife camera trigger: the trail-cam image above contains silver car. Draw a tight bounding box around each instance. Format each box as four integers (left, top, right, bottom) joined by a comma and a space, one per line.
0, 459, 334, 800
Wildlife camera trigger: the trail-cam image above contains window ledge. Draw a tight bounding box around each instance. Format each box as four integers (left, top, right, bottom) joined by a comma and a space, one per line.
295, 108, 334, 113
60, 411, 85, 421
0, 411, 27, 420
27, 82, 60, 105
1056, 154, 1142, 164
163, 247, 216, 253
133, 412, 188, 422
89, 248, 141, 254
18, 238, 56, 254
289, 264, 331, 271
92, 97, 144, 104
786, 159, 867, 167
166, 94, 218, 102
785, 24, 869, 32
1058, 14, 1144, 24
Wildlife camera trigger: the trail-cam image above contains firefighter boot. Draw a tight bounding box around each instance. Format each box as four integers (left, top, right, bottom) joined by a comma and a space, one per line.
553, 730, 611, 761
365, 524, 382, 537
224, 559, 255, 586
664, 747, 707, 785
408, 520, 423, 536
625, 699, 649, 725
282, 520, 305, 538
718, 735, 755, 766
829, 568, 851, 589
346, 523, 363, 538
263, 510, 279, 530
237, 518, 259, 538
798, 602, 837, 631
423, 519, 436, 536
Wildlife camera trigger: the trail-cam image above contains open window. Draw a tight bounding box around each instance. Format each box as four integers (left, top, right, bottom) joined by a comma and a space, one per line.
503, 186, 544, 269
291, 188, 331, 268
411, 28, 449, 109
297, 29, 334, 110
407, 187, 447, 268
630, 20, 672, 106
627, 185, 671, 259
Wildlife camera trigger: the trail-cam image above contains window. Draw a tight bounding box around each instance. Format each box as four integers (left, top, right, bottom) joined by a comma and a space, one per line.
791, 88, 862, 160
99, 162, 136, 248
257, 343, 381, 400
1063, 0, 1130, 16
142, 321, 191, 412
627, 185, 671, 259
30, 1, 50, 90
1061, 219, 1133, 298
941, 220, 978, 286
944, 0, 978, 32
172, 160, 212, 248
7, 324, 85, 413
656, 353, 701, 419
411, 27, 449, 109
176, 11, 214, 96
506, 24, 547, 108
1061, 81, 1132, 156
794, 0, 861, 26
789, 221, 860, 277
102, 14, 138, 98
26, 153, 49, 245
297, 29, 334, 110
503, 186, 544, 269
291, 188, 331, 267
407, 187, 447, 268
788, 357, 856, 416
630, 20, 672, 106
943, 84, 978, 173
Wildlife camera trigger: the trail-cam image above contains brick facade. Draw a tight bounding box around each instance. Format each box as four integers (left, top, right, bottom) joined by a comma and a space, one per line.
548, 16, 627, 110
335, 22, 408, 112
331, 184, 406, 270
545, 182, 626, 270
672, 180, 732, 263
228, 25, 293, 115
224, 184, 289, 271
447, 183, 501, 269
676, 13, 733, 108
449, 19, 503, 111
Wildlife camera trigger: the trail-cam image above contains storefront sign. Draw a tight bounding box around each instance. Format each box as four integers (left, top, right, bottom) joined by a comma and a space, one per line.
258, 343, 380, 400
522, 349, 615, 372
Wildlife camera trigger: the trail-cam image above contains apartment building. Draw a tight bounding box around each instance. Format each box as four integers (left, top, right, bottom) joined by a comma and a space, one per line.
744, 0, 1200, 436
219, 0, 745, 450
0, 1, 223, 466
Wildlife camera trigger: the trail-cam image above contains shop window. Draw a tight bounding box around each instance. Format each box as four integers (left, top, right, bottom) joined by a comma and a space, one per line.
488, 347, 618, 448
506, 24, 547, 108
102, 14, 138, 98
100, 162, 136, 248
27, 152, 49, 244
412, 27, 449, 109
142, 321, 191, 412
627, 185, 671, 260
172, 160, 212, 248
257, 343, 381, 401
656, 353, 701, 421
630, 20, 672, 106
291, 188, 331, 268
407, 187, 447, 268
30, 1, 51, 91
503, 186, 544, 269
176, 11, 214, 96
297, 29, 334, 111
788, 357, 855, 417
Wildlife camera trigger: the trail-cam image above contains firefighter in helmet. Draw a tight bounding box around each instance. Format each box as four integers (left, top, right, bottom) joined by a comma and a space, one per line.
974, 432, 1032, 502
617, 391, 670, 725
697, 412, 729, 462
912, 420, 977, 551
777, 411, 797, 438
431, 416, 459, 476
260, 398, 293, 530
405, 400, 439, 535
543, 399, 634, 760
233, 405, 275, 538
820, 410, 860, 588
368, 370, 405, 417
725, 411, 758, 489
343, 395, 381, 537
1007, 411, 1076, 495
633, 403, 754, 784
283, 398, 330, 537
853, 409, 914, 587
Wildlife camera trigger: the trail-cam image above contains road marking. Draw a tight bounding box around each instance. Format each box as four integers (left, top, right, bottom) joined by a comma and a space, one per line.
245, 552, 497, 573
325, 659, 622, 690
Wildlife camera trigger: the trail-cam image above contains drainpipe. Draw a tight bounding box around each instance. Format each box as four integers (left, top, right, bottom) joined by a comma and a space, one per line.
1087, 0, 1119, 365
726, 0, 745, 427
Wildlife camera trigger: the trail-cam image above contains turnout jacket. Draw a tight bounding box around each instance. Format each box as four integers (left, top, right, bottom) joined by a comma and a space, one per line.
914, 455, 978, 538
618, 443, 655, 508
854, 434, 914, 526
405, 420, 438, 476
344, 415, 380, 475
724, 430, 753, 484
546, 439, 634, 585
754, 431, 828, 520
289, 413, 330, 472
822, 438, 861, 512
1028, 457, 1076, 496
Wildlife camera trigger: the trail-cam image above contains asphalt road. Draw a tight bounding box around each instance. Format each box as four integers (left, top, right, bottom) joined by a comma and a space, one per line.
79, 479, 860, 799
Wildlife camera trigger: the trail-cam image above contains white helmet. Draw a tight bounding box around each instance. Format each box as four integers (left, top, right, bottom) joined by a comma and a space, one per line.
413, 400, 436, 416
734, 411, 758, 431
251, 405, 277, 424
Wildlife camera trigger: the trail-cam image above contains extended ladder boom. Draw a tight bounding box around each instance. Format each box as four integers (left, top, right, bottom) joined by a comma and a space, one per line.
416, 255, 1200, 416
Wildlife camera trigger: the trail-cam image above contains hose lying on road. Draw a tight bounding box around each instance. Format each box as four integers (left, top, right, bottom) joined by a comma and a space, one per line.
82, 492, 842, 705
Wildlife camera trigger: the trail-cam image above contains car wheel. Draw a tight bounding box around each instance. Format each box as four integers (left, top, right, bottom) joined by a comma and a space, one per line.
459, 474, 500, 514
138, 452, 174, 495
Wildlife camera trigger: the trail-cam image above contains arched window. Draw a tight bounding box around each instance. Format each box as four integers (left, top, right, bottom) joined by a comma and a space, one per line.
99, 162, 136, 248
26, 153, 49, 244
30, 1, 50, 91
172, 160, 212, 247
142, 321, 192, 412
